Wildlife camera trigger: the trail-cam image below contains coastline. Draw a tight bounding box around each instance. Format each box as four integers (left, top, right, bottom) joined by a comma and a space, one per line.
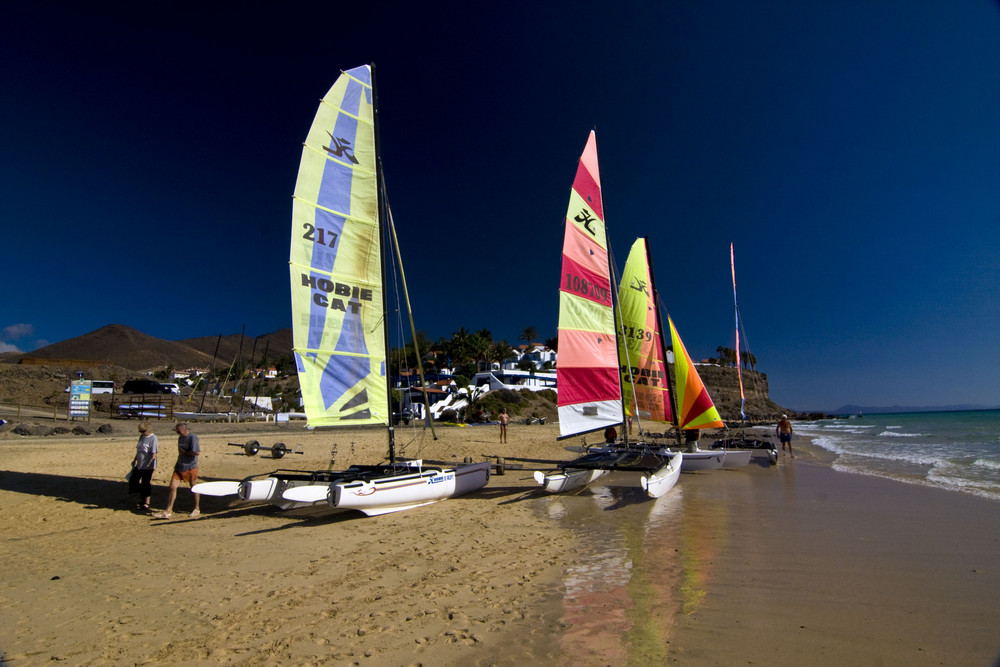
665, 432, 1000, 666
0, 422, 997, 664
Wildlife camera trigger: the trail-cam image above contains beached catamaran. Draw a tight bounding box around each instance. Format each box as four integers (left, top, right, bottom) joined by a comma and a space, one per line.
710, 243, 778, 463
532, 133, 682, 498
618, 237, 736, 472
196, 64, 490, 515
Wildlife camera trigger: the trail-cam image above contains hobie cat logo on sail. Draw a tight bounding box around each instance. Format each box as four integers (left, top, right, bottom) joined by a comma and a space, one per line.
324, 133, 360, 165
300, 274, 373, 313
620, 365, 665, 387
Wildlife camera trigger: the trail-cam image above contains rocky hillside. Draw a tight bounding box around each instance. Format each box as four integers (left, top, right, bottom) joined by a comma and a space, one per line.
695, 364, 787, 422
0, 325, 791, 422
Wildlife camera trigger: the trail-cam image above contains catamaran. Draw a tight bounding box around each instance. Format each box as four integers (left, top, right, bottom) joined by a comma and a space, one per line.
195, 64, 490, 516
615, 237, 738, 472
532, 133, 682, 498
709, 242, 777, 465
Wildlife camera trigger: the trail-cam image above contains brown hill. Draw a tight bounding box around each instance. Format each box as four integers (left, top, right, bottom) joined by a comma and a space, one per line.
179, 329, 292, 370
17, 325, 292, 372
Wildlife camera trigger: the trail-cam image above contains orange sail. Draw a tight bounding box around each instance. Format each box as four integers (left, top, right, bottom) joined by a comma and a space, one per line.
668, 316, 724, 430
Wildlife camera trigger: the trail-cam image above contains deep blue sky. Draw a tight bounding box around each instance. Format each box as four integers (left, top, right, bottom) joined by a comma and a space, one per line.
2, 1, 998, 412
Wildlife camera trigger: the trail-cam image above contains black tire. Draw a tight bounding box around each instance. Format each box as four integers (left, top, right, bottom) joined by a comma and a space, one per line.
244, 440, 260, 456
271, 443, 287, 459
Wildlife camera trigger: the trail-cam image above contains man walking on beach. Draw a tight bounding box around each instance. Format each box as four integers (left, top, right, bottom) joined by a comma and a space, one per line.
776, 415, 794, 458
498, 408, 509, 443
153, 422, 201, 519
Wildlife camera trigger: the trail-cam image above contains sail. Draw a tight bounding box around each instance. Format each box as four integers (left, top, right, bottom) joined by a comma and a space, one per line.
557, 131, 623, 438
668, 316, 724, 430
289, 65, 388, 428
617, 238, 672, 424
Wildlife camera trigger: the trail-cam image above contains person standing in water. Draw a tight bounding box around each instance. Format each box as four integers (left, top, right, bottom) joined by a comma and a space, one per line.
776, 415, 795, 458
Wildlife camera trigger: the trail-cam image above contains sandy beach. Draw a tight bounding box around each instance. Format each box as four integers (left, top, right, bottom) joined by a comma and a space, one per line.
0, 419, 997, 665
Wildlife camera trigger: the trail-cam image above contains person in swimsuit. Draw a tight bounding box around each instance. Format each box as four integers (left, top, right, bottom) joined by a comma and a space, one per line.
776, 415, 794, 458
499, 408, 509, 443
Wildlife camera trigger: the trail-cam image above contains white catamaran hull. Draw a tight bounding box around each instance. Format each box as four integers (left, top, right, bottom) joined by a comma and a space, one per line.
533, 468, 608, 494
676, 450, 724, 472
641, 452, 683, 498
330, 462, 491, 517
719, 449, 752, 468
192, 476, 332, 511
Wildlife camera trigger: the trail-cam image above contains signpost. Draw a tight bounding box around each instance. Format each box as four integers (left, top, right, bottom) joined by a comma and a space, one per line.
69, 380, 92, 420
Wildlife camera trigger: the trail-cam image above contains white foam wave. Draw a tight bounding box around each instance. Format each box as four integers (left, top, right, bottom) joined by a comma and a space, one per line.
833, 460, 1000, 502
973, 458, 1000, 471
810, 435, 845, 454
878, 431, 923, 438
839, 448, 943, 467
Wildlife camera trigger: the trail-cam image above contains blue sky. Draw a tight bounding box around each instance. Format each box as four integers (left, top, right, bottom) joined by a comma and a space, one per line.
2, 1, 998, 412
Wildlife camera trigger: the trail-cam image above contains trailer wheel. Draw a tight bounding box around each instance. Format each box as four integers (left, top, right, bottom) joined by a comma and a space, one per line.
496, 457, 506, 476
272, 443, 287, 459
243, 440, 260, 456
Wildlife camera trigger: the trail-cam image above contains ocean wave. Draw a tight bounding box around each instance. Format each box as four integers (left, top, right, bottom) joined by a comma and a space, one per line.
833, 460, 1000, 502
878, 431, 923, 438
973, 458, 1000, 470
838, 448, 943, 467
810, 435, 845, 454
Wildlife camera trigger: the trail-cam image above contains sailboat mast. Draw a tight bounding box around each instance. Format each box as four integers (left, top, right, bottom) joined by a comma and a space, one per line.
593, 131, 629, 444
643, 237, 684, 447
370, 62, 396, 464
731, 243, 746, 422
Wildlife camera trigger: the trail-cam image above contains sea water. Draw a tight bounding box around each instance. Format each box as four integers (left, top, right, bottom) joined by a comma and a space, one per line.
795, 409, 1000, 501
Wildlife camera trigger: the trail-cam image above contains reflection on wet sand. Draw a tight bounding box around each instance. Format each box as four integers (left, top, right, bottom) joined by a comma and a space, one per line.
545, 473, 736, 665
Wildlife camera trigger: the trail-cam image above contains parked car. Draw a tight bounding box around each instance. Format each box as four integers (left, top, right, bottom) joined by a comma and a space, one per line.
159, 383, 180, 394
122, 379, 171, 394
392, 408, 413, 425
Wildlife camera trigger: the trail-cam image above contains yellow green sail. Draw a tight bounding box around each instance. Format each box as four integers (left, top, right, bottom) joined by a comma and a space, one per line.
617, 238, 672, 425
289, 65, 388, 427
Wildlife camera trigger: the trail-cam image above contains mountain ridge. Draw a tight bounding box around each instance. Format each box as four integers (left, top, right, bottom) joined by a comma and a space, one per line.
5, 324, 292, 370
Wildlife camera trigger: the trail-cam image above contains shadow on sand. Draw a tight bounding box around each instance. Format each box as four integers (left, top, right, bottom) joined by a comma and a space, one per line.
0, 470, 246, 515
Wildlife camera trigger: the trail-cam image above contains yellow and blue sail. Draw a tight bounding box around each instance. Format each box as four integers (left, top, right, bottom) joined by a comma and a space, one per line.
289, 65, 388, 427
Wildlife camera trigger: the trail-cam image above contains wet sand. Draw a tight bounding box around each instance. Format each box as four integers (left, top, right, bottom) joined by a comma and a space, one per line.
0, 421, 997, 665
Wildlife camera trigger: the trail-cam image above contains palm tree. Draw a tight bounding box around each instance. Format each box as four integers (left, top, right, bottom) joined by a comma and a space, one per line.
520, 326, 538, 347
490, 339, 516, 370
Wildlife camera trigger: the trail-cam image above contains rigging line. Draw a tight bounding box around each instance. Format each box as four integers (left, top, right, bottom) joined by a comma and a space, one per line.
381, 166, 438, 442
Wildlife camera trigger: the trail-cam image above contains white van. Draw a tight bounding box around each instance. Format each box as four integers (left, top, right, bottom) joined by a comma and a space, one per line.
65, 380, 117, 394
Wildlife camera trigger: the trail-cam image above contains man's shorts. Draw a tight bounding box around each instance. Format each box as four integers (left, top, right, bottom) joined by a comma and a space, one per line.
779, 434, 792, 443
172, 468, 199, 484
